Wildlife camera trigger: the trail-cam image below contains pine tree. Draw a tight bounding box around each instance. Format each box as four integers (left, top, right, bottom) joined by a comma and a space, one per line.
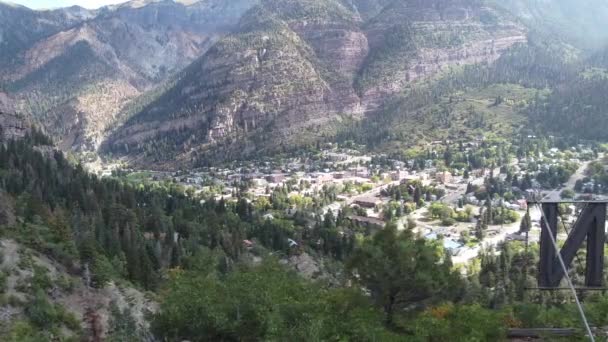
484, 199, 493, 225
414, 186, 422, 204
444, 147, 453, 167
465, 182, 474, 194
475, 219, 485, 240
519, 211, 531, 233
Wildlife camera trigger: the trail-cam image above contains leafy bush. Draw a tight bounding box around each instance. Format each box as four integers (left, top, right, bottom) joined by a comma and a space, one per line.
0, 270, 7, 293
560, 189, 575, 199
152, 259, 398, 341
25, 290, 57, 328
6, 320, 47, 342
31, 265, 52, 292
412, 304, 506, 341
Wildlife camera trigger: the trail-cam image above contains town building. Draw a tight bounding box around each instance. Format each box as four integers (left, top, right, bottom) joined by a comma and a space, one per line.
436, 171, 453, 184
353, 197, 382, 208
333, 172, 346, 180
347, 215, 385, 229
266, 174, 286, 183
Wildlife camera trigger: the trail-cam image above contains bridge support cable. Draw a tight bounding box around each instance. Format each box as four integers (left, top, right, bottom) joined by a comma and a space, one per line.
536, 203, 595, 342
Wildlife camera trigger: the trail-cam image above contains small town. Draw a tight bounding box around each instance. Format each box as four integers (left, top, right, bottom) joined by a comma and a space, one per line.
94, 137, 607, 265
4, 0, 608, 339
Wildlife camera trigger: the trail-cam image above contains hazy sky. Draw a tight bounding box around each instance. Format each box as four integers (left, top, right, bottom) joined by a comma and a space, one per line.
8, 0, 128, 9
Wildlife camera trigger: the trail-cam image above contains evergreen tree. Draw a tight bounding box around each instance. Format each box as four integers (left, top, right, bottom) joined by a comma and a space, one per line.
519, 211, 532, 233
465, 182, 474, 194
475, 218, 485, 241
348, 224, 460, 326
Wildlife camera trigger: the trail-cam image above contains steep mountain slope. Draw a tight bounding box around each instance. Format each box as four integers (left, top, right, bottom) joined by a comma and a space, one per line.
1, 0, 257, 151
354, 0, 526, 110
0, 238, 156, 340
334, 36, 582, 155
0, 2, 94, 72
526, 46, 608, 141
496, 0, 608, 49
0, 91, 29, 141
106, 0, 526, 167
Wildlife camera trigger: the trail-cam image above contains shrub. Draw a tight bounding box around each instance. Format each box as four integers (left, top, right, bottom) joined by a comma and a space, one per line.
7, 320, 46, 341
25, 290, 57, 328
560, 189, 575, 199
0, 270, 7, 293
8, 294, 24, 307
56, 305, 82, 332
31, 265, 52, 291
441, 217, 456, 226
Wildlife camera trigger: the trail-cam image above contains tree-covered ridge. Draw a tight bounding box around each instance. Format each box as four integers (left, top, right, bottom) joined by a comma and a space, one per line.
355, 0, 520, 93
0, 2, 91, 70
105, 5, 335, 164
0, 0, 259, 153
261, 0, 357, 24
528, 75, 608, 141
104, 0, 527, 166
495, 0, 608, 49
7, 136, 608, 339
6, 41, 119, 131
335, 34, 597, 154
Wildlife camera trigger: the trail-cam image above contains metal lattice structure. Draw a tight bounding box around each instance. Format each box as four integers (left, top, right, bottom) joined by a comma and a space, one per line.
537, 202, 607, 288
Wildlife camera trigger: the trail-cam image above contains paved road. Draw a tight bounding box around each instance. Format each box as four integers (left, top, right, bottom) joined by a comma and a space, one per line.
541, 154, 602, 201
441, 183, 468, 205
451, 206, 542, 264
455, 155, 602, 264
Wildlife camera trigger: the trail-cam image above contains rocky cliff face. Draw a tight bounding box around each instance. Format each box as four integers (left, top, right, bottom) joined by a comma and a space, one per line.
0, 92, 29, 141
0, 111, 29, 141
105, 0, 527, 166
498, 0, 608, 49
0, 2, 95, 72
356, 0, 526, 111
0, 0, 257, 151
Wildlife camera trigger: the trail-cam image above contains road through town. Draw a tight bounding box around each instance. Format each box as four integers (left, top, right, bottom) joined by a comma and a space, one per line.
541, 154, 603, 201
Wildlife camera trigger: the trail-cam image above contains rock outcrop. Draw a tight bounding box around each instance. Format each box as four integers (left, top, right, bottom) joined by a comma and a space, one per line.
0, 0, 258, 151
0, 92, 29, 141
105, 0, 527, 166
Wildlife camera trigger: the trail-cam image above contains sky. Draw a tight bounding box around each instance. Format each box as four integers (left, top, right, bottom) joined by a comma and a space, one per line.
7, 0, 128, 9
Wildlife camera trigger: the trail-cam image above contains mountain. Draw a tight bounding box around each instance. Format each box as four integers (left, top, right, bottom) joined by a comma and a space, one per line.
2, 0, 607, 168
105, 0, 526, 167
0, 91, 29, 141
496, 0, 608, 49
0, 2, 95, 71
0, 0, 257, 151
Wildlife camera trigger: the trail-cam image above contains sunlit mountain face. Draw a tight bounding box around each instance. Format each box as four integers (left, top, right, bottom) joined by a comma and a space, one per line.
1, 0, 606, 167
1, 1, 608, 341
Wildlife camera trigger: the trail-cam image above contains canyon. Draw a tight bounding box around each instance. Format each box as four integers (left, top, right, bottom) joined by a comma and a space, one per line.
104, 0, 527, 167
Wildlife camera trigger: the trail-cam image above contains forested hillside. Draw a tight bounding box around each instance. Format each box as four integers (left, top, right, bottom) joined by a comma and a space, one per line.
331, 35, 578, 153
1, 0, 607, 166
102, 0, 608, 167
2, 0, 607, 167
3, 0, 608, 340
0, 2, 94, 71
3, 133, 608, 340
0, 0, 257, 152
104, 0, 527, 167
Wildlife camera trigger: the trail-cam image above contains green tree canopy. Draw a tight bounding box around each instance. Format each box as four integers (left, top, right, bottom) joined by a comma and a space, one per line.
347, 224, 463, 326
